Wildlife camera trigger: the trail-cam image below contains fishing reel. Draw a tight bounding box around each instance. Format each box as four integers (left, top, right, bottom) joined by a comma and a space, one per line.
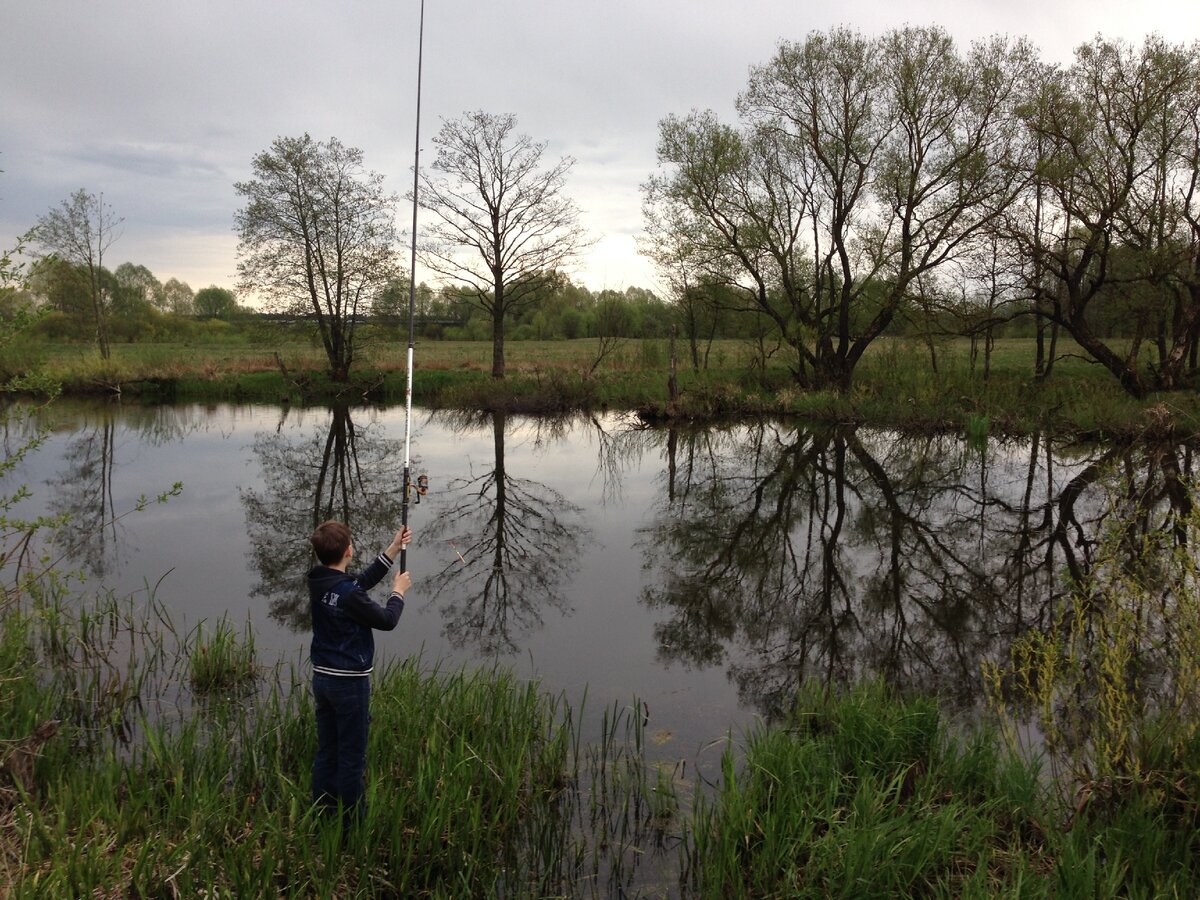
407, 473, 430, 504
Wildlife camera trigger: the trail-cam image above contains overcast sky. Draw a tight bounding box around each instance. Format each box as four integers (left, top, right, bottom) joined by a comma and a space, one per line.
3, 0, 1198, 300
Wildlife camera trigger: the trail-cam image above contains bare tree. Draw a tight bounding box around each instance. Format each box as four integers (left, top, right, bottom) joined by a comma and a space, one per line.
235, 135, 400, 382
29, 189, 123, 359
418, 111, 591, 379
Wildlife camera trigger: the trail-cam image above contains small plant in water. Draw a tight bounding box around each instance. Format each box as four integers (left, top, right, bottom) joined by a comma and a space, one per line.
964, 412, 989, 452
188, 615, 258, 694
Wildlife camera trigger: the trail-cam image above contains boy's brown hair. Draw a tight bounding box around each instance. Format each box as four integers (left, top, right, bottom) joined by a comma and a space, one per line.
311, 520, 352, 565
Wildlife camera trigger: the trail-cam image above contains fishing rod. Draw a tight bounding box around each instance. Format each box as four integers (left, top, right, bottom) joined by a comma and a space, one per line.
400, 0, 425, 573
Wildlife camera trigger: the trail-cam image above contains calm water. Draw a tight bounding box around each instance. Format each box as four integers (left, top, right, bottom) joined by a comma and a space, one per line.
4, 399, 1193, 764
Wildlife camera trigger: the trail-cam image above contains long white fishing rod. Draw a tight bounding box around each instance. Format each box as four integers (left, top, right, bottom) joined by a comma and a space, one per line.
400, 0, 425, 573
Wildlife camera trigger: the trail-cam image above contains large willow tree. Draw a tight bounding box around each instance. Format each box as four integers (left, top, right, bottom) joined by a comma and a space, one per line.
1013, 37, 1200, 398
644, 27, 1034, 392
645, 28, 1200, 398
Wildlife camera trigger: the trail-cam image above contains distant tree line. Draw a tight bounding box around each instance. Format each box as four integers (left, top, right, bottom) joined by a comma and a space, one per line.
3, 257, 254, 347
1, 250, 713, 347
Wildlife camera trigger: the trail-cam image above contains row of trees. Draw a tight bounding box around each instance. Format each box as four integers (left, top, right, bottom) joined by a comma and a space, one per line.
642, 29, 1200, 398
386, 277, 680, 342
227, 116, 802, 381
11, 190, 245, 351
6, 248, 690, 348
232, 114, 596, 381
17, 29, 1198, 395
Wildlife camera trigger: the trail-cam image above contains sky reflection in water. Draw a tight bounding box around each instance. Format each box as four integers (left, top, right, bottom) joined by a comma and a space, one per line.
5, 400, 1192, 761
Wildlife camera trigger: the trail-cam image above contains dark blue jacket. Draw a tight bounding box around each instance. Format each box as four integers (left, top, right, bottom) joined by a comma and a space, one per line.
308, 552, 404, 677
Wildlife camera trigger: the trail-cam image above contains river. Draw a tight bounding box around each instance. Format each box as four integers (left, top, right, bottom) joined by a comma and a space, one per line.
3, 398, 1193, 766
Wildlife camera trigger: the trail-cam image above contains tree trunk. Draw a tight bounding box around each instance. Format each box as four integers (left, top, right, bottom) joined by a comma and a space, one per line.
668, 325, 679, 403
491, 307, 506, 379
1034, 308, 1046, 379
1070, 318, 1147, 399
90, 274, 110, 360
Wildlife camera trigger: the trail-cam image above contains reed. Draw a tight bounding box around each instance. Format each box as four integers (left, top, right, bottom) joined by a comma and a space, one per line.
0, 588, 671, 897
9, 584, 1200, 896
682, 682, 1049, 898
187, 614, 258, 695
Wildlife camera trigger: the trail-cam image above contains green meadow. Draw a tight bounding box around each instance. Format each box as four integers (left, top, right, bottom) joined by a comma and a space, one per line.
8, 335, 1196, 439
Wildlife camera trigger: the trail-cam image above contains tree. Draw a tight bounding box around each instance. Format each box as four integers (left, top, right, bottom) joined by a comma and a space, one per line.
161, 278, 194, 316
193, 285, 239, 319
0, 231, 23, 288
26, 256, 90, 317
29, 189, 123, 359
113, 262, 164, 313
1011, 37, 1200, 397
644, 27, 1032, 391
235, 134, 400, 381
419, 111, 591, 378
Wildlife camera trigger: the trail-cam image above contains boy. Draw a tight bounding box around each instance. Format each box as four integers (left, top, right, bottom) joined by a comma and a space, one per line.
307, 519, 413, 826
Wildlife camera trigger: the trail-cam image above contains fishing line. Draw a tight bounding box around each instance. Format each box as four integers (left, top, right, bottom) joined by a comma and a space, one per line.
400, 0, 426, 573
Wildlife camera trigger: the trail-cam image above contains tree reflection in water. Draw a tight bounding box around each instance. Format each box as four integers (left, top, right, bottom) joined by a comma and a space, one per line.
420, 410, 587, 655
637, 420, 1198, 720
48, 403, 200, 578
242, 405, 406, 630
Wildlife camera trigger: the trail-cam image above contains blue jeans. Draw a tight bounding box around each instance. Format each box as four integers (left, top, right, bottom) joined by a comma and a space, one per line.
312, 673, 370, 825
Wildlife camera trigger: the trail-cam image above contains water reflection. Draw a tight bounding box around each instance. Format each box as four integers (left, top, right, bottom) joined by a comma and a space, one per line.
11, 400, 1198, 737
420, 410, 588, 654
241, 405, 406, 630
239, 406, 589, 653
638, 422, 1198, 719
46, 403, 203, 577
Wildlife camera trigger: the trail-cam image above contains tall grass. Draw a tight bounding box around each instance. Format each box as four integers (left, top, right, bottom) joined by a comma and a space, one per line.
683, 682, 1048, 898
985, 494, 1200, 895
0, 588, 670, 897
9, 585, 1200, 896
187, 614, 258, 694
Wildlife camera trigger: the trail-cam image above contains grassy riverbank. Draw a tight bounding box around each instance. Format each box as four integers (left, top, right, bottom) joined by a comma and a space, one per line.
10, 336, 1200, 438
4, 591, 1200, 897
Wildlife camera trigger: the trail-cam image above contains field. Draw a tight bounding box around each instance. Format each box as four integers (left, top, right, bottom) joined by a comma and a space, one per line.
7, 334, 1199, 438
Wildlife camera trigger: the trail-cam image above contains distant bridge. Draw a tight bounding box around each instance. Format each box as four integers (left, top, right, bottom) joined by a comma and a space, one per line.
248, 313, 465, 327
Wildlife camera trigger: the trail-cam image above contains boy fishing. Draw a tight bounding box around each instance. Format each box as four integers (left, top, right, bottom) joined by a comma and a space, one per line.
307, 519, 413, 827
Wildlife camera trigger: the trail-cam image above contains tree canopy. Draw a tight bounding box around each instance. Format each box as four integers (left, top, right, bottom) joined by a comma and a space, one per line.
643, 28, 1200, 397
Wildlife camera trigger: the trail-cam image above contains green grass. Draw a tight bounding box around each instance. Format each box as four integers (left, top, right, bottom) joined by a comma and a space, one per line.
7, 588, 1200, 896
187, 615, 258, 695
686, 684, 1044, 898
0, 590, 667, 897
686, 681, 1200, 899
